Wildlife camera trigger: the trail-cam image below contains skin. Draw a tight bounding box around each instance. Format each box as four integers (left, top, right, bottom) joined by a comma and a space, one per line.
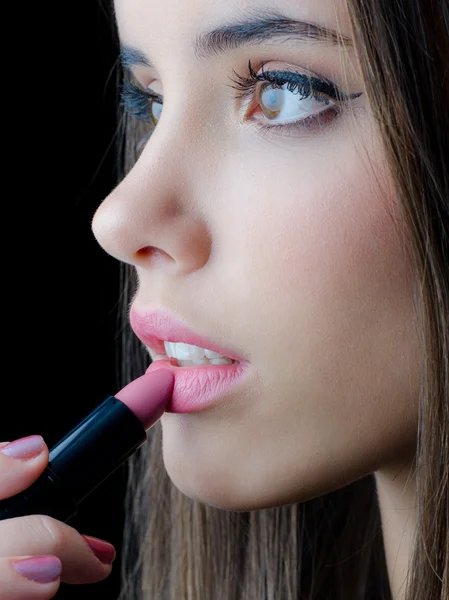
0, 441, 114, 597
92, 0, 421, 597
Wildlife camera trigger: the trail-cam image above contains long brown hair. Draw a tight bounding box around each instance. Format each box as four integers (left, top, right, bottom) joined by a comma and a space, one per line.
110, 0, 449, 598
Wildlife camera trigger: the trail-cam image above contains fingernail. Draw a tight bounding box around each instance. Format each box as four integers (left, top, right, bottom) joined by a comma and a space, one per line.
81, 535, 116, 565
12, 555, 62, 583
1, 435, 44, 460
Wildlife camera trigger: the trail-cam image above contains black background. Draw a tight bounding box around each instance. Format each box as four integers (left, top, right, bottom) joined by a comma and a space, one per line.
2, 1, 125, 598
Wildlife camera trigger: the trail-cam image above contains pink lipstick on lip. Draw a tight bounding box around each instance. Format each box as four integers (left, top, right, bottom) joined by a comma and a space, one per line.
146, 359, 250, 413
130, 307, 251, 413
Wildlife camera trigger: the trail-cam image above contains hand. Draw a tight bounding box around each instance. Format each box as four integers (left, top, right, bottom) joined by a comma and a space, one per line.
0, 436, 116, 600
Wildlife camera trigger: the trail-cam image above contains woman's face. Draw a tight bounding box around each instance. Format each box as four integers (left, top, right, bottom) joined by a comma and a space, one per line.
92, 0, 420, 510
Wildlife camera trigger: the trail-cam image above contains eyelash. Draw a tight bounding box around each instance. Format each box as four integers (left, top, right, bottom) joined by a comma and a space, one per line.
120, 81, 162, 128
120, 59, 360, 142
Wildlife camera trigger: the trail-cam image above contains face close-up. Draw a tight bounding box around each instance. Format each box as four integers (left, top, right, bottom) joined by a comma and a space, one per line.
92, 0, 421, 511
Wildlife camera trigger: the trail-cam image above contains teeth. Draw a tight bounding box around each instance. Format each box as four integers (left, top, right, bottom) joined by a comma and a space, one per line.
204, 349, 225, 359
165, 342, 205, 361
164, 341, 236, 365
177, 358, 234, 366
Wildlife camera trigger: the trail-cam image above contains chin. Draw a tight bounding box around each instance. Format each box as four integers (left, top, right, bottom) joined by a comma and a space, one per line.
160, 437, 331, 512
159, 414, 384, 512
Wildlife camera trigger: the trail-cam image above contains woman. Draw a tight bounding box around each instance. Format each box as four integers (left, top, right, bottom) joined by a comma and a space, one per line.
0, 0, 447, 598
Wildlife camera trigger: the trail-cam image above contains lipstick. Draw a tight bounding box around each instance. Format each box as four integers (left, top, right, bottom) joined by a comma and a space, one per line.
0, 369, 174, 523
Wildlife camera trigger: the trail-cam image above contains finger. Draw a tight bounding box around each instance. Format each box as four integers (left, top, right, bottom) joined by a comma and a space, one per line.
0, 515, 115, 584
0, 555, 61, 600
0, 437, 49, 500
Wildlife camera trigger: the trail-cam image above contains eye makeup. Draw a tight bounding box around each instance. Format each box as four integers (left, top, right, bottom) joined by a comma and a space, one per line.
229, 59, 362, 134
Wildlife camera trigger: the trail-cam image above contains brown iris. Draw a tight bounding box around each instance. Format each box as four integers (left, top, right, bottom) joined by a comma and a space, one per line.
258, 83, 285, 119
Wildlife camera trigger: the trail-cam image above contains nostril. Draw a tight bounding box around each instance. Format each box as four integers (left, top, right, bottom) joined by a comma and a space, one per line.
136, 246, 155, 258
136, 246, 172, 263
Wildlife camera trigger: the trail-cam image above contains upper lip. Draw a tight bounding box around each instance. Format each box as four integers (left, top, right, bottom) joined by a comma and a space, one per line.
129, 307, 247, 362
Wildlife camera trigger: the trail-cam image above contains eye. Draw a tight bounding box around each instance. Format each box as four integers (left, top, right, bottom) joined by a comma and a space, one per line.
229, 60, 363, 135
120, 81, 163, 149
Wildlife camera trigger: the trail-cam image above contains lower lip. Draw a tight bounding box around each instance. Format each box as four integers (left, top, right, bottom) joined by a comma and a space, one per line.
146, 359, 250, 413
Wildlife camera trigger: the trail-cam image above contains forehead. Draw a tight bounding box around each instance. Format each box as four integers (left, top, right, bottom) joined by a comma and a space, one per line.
114, 0, 352, 54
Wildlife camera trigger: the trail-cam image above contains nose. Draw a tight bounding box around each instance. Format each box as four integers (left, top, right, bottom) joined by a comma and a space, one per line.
91, 135, 212, 276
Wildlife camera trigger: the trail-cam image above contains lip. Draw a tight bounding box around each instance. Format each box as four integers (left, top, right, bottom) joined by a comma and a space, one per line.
146, 359, 250, 413
130, 307, 251, 413
129, 307, 249, 363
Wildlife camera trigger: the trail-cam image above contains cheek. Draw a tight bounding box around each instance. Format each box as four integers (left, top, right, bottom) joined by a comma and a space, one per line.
216, 130, 414, 340
235, 136, 420, 431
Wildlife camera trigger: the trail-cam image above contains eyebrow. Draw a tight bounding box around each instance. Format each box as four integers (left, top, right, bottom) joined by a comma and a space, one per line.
120, 7, 353, 70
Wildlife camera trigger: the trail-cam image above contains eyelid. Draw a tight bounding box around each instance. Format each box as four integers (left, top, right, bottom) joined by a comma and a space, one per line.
134, 76, 162, 102
232, 60, 361, 102
128, 63, 159, 87
258, 60, 363, 98
147, 88, 163, 103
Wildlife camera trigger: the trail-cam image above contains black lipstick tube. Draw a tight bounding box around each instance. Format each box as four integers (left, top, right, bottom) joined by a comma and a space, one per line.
0, 396, 146, 523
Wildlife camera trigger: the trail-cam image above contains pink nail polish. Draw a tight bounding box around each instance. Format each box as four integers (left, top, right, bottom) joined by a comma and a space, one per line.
1, 435, 44, 460
12, 555, 62, 583
81, 535, 116, 564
